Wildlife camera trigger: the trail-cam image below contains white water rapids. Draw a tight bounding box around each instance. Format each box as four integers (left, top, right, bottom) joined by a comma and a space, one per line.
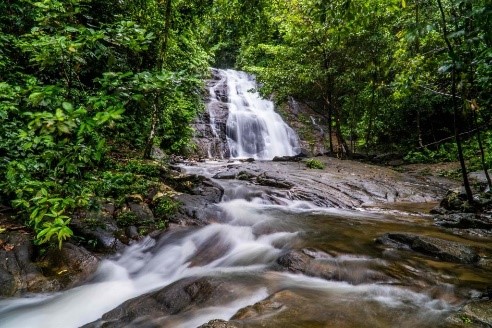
0, 162, 458, 328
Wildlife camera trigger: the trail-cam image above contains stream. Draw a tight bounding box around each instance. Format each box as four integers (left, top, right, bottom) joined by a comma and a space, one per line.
0, 69, 490, 327
0, 160, 491, 327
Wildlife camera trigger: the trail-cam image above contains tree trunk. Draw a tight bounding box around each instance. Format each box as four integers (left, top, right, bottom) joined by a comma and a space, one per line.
328, 103, 333, 154
416, 109, 424, 148
472, 105, 492, 189
437, 0, 473, 203
144, 101, 159, 159
144, 0, 172, 159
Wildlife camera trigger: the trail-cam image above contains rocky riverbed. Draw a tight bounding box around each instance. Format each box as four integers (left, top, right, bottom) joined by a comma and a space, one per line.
1, 157, 491, 328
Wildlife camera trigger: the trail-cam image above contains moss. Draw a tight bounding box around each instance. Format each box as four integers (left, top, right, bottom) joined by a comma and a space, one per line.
154, 196, 180, 218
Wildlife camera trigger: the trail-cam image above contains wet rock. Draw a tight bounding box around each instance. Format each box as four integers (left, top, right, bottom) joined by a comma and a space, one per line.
212, 171, 237, 180
71, 218, 124, 253
277, 249, 391, 285
276, 249, 336, 280
376, 233, 480, 264
236, 170, 257, 181
440, 190, 469, 211
256, 174, 293, 189
430, 206, 448, 215
83, 277, 231, 328
127, 202, 155, 224
198, 319, 240, 328
38, 242, 99, 289
172, 176, 224, 225
0, 232, 55, 297
434, 213, 492, 230
272, 155, 302, 162
446, 300, 492, 327
71, 201, 125, 253
192, 69, 230, 159
125, 226, 139, 240
231, 291, 287, 320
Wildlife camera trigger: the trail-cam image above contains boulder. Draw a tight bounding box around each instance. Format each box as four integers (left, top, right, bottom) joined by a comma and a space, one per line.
172, 176, 224, 225
82, 277, 234, 328
434, 213, 492, 230
37, 242, 99, 289
272, 155, 302, 162
0, 232, 55, 297
376, 233, 480, 264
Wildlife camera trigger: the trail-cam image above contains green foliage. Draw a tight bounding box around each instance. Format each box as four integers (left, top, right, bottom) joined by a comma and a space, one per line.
154, 196, 180, 218
404, 145, 458, 164
404, 131, 492, 172
116, 211, 139, 227
207, 0, 491, 165
305, 159, 326, 170
460, 315, 472, 324
0, 0, 212, 247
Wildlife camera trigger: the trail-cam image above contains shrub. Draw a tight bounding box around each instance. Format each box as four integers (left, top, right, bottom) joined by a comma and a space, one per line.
305, 158, 325, 169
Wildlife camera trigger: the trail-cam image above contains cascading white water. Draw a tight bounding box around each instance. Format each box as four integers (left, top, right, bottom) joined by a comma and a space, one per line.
0, 162, 462, 328
219, 69, 300, 160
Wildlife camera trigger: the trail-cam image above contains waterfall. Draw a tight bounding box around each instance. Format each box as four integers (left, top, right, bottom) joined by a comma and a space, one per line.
206, 69, 300, 160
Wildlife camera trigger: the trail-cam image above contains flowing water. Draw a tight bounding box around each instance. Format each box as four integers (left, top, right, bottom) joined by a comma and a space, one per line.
209, 69, 300, 160
1, 161, 490, 328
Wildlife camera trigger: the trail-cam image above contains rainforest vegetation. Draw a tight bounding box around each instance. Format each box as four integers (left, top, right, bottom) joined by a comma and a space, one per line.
0, 0, 491, 247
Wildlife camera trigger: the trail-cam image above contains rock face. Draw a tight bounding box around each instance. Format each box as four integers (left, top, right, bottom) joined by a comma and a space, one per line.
376, 233, 480, 264
279, 97, 329, 156
193, 69, 230, 159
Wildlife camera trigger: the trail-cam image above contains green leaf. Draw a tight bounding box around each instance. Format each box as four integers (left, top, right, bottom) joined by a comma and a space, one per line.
62, 102, 73, 111
28, 92, 44, 106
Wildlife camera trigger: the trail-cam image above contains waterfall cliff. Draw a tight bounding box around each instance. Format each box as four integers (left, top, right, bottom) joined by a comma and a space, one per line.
194, 69, 300, 160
